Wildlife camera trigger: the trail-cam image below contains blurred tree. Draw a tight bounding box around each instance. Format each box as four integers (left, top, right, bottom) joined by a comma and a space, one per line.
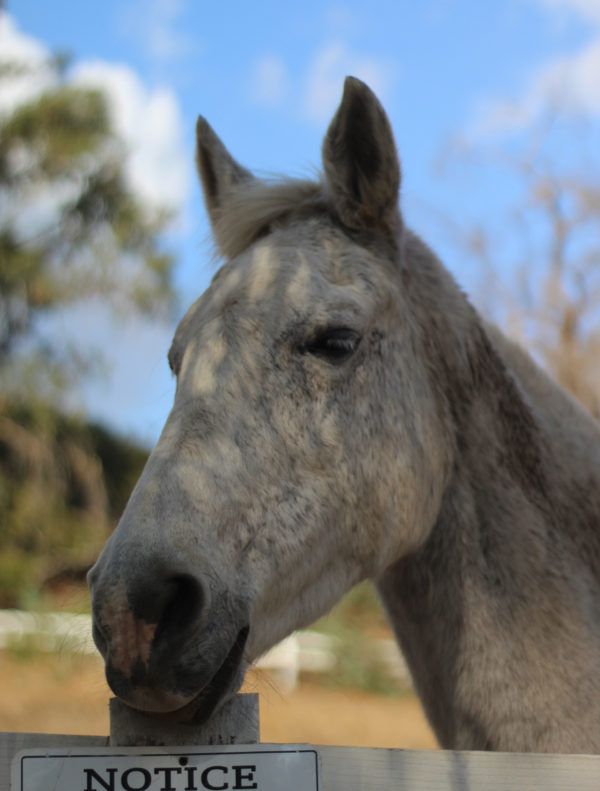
0, 401, 148, 607
439, 114, 600, 419
0, 55, 176, 398
0, 54, 176, 606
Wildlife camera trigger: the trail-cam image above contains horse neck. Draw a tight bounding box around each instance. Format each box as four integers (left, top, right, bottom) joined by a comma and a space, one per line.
376, 235, 600, 751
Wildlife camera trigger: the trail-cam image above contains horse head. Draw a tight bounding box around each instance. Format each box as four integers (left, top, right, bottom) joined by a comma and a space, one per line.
88, 77, 450, 720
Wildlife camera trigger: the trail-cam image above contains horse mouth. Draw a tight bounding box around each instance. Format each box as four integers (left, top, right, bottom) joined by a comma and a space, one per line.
156, 625, 250, 724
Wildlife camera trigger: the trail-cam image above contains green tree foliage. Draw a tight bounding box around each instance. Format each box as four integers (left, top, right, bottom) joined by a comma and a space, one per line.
0, 56, 177, 606
0, 57, 176, 393
0, 402, 148, 607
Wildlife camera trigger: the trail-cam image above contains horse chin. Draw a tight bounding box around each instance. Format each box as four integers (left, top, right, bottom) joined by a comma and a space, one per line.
109, 625, 250, 723
116, 687, 195, 715
160, 626, 250, 724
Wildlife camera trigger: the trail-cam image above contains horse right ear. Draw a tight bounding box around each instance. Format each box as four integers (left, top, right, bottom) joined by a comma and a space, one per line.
196, 117, 254, 230
322, 77, 401, 234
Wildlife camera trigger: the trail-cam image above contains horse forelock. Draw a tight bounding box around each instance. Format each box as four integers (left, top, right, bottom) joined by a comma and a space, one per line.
212, 177, 328, 262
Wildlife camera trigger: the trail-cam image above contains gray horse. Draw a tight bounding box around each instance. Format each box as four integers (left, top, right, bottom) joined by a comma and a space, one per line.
88, 77, 600, 753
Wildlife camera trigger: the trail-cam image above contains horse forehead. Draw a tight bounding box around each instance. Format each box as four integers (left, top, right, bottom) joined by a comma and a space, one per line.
225, 229, 366, 302
189, 231, 371, 329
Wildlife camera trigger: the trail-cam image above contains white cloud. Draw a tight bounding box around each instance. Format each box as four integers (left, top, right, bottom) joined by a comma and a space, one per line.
535, 0, 600, 24
72, 60, 190, 212
119, 0, 195, 65
0, 11, 55, 115
145, 0, 192, 61
249, 55, 291, 107
533, 35, 600, 114
245, 8, 398, 124
0, 12, 185, 443
471, 2, 600, 137
0, 12, 190, 214
303, 41, 397, 123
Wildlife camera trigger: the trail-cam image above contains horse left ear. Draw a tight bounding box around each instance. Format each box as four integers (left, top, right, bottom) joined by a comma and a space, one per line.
322, 77, 401, 233
196, 117, 255, 229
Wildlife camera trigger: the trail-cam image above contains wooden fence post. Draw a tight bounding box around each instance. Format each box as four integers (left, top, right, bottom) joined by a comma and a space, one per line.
109, 693, 260, 747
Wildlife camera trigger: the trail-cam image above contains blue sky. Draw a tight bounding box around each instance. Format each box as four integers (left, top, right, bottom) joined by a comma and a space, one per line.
3, 0, 600, 445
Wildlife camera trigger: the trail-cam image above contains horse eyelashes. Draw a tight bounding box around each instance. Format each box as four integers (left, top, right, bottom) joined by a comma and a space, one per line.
302, 327, 361, 364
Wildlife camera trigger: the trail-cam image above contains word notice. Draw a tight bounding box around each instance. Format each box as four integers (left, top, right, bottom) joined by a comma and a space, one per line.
12, 745, 320, 791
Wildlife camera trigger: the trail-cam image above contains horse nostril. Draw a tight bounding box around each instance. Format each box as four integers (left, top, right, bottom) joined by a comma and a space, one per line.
153, 573, 205, 645
90, 569, 207, 676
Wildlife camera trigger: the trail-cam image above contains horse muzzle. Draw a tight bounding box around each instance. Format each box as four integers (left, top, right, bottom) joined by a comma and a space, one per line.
88, 557, 251, 721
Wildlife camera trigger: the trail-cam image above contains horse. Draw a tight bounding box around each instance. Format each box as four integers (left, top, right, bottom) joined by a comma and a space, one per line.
88, 77, 600, 754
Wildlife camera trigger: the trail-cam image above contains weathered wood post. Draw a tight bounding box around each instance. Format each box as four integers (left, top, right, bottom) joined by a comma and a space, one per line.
109, 693, 260, 747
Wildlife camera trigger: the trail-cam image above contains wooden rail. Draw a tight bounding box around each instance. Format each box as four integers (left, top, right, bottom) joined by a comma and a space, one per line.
4, 694, 600, 789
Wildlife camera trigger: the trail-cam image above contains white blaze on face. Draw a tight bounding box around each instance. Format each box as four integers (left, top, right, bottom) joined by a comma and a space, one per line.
180, 327, 228, 397
214, 267, 243, 305
320, 409, 339, 450
248, 245, 278, 302
285, 256, 312, 307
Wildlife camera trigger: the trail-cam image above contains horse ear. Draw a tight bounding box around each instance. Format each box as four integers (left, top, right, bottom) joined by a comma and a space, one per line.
196, 117, 254, 228
322, 77, 401, 233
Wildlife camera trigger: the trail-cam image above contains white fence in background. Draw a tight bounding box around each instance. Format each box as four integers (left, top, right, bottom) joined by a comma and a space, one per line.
0, 609, 412, 690
0, 609, 94, 653
4, 609, 600, 791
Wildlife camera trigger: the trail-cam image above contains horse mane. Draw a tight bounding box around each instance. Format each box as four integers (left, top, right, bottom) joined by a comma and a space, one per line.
212, 177, 328, 261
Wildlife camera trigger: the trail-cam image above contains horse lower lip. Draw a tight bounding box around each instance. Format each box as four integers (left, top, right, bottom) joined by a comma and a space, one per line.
157, 625, 249, 723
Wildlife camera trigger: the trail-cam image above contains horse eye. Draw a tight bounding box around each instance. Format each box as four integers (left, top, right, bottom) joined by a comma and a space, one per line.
303, 328, 361, 364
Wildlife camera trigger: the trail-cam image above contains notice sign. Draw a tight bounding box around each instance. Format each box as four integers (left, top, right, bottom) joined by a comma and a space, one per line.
12, 744, 320, 791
